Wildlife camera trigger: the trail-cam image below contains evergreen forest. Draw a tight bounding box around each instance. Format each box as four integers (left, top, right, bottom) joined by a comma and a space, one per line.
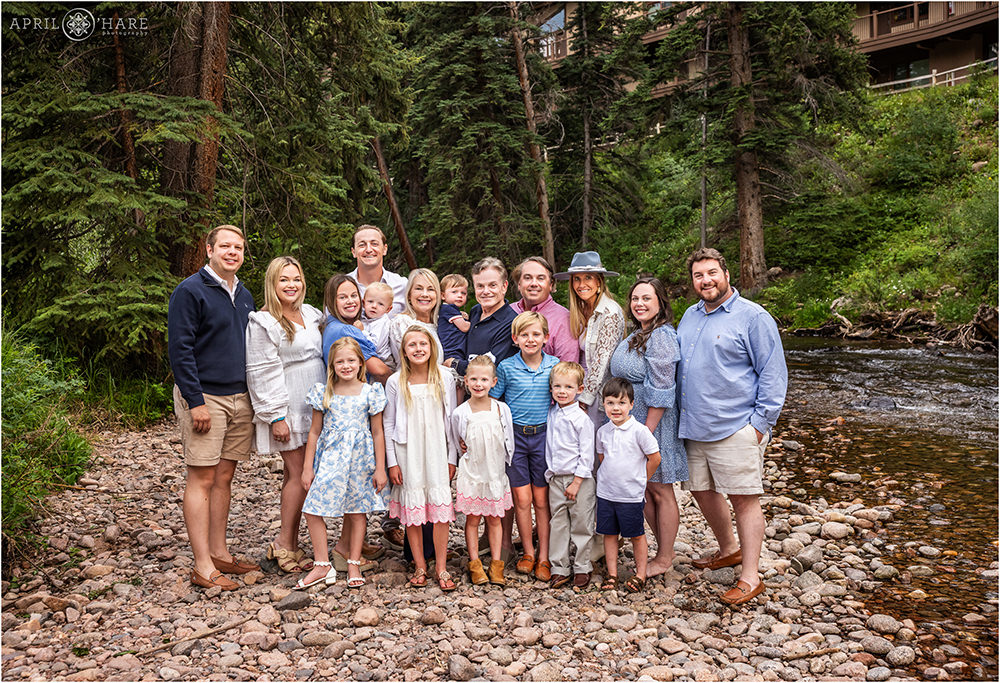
2, 2, 997, 560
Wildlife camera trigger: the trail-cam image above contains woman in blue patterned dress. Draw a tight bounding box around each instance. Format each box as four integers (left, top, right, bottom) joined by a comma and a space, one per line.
609, 277, 688, 579
297, 337, 389, 589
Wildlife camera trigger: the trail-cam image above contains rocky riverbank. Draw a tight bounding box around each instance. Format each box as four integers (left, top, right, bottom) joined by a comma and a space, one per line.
1, 420, 990, 681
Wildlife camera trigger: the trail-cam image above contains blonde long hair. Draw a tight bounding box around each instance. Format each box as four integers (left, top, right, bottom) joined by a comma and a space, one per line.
398, 326, 444, 408
568, 273, 613, 338
402, 268, 442, 323
263, 256, 306, 342
323, 337, 366, 409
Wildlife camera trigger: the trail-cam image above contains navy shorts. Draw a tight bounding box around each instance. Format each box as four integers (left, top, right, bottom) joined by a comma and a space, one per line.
506, 430, 548, 489
596, 497, 645, 538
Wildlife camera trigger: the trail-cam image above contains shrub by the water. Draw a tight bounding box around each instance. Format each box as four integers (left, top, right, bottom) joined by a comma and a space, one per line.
1, 333, 91, 573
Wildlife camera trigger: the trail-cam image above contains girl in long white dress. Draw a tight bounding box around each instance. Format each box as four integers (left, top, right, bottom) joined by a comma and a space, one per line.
383, 326, 459, 591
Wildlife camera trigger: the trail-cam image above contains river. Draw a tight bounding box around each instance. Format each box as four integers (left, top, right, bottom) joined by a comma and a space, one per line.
780, 337, 998, 678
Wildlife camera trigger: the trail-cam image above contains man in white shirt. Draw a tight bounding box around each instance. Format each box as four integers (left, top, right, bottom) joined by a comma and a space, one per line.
348, 225, 407, 317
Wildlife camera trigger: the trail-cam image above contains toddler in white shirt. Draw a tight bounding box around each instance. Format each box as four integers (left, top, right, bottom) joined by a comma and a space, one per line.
356, 282, 395, 367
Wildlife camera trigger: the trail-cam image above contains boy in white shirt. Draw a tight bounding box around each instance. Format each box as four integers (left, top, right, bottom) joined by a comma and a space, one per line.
545, 361, 596, 590
357, 282, 395, 368
596, 377, 661, 594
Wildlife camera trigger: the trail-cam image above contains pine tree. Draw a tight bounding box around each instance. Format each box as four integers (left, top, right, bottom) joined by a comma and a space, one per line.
649, 2, 867, 292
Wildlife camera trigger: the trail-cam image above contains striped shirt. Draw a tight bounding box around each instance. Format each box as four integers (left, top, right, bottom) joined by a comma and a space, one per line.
491, 352, 559, 427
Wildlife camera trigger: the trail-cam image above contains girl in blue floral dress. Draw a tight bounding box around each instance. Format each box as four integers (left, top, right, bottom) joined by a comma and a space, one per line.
298, 338, 389, 589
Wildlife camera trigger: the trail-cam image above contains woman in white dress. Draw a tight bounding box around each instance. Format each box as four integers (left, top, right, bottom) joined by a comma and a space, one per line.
246, 256, 326, 573
388, 268, 445, 369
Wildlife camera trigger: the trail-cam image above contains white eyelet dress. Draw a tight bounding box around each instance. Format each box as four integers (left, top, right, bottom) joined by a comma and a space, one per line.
454, 401, 513, 517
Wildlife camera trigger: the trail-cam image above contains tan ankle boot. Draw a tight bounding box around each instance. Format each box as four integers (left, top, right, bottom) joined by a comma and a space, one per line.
468, 558, 488, 585
488, 559, 506, 586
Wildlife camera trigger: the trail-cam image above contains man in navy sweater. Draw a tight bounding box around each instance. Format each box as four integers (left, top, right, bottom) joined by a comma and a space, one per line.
168, 225, 258, 591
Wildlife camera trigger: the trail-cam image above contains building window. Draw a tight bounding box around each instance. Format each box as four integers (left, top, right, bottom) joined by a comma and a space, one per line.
540, 7, 565, 34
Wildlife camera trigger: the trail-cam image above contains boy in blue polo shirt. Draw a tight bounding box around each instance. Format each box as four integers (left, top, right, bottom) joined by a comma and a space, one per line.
596, 377, 661, 594
492, 311, 559, 582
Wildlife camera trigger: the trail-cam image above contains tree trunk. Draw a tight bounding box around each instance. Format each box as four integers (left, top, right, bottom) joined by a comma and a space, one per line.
372, 136, 417, 270
162, 2, 231, 278
727, 2, 766, 293
508, 2, 555, 268
112, 12, 143, 230
580, 9, 593, 249
582, 107, 593, 249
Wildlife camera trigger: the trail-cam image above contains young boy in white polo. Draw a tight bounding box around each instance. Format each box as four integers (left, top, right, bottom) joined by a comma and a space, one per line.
544, 361, 596, 589
595, 377, 660, 594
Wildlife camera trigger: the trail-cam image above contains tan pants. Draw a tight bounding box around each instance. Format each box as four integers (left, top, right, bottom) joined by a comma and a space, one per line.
548, 474, 596, 575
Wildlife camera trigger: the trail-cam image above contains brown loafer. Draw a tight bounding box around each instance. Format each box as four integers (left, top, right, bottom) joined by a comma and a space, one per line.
549, 573, 572, 589
362, 542, 386, 561
720, 579, 765, 606
534, 560, 552, 582
516, 555, 535, 575
191, 569, 239, 591
692, 548, 742, 570
573, 572, 591, 589
212, 555, 260, 574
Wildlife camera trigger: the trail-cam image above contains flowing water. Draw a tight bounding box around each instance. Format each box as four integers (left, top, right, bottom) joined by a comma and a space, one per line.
780, 337, 998, 677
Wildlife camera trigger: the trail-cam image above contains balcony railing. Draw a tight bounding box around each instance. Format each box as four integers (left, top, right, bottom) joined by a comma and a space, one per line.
852, 1, 995, 43
870, 56, 997, 93
540, 29, 568, 60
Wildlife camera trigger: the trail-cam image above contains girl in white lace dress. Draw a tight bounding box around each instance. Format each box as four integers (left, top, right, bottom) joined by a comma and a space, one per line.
384, 326, 459, 591
451, 355, 514, 586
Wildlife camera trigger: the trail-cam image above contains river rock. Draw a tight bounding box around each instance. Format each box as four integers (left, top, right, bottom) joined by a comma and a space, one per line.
420, 607, 446, 625
830, 472, 862, 484
866, 666, 891, 681
886, 646, 915, 666
861, 636, 893, 655
513, 627, 542, 646
301, 631, 338, 646
81, 565, 114, 579
275, 592, 311, 611
353, 608, 379, 627
873, 565, 899, 579
322, 641, 353, 658
821, 522, 852, 540
793, 570, 823, 591
257, 605, 280, 627
866, 614, 902, 635
832, 660, 869, 678
527, 661, 563, 681
918, 545, 941, 558
448, 654, 476, 681
605, 613, 638, 631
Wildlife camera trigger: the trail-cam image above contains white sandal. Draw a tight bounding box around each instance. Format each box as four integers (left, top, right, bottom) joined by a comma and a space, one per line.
347, 559, 366, 588
294, 561, 336, 589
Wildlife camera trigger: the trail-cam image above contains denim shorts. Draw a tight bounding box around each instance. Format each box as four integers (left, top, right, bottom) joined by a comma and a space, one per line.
506, 430, 548, 488
596, 496, 645, 538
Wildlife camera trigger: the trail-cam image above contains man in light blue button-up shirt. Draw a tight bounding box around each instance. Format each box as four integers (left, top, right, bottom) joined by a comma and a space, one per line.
677, 248, 787, 606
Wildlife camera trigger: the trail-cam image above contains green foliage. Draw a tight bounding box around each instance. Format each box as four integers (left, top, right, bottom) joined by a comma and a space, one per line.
1, 333, 91, 570
865, 88, 965, 188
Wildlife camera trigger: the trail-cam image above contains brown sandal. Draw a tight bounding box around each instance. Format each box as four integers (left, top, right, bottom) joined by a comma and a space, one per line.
409, 567, 428, 588
624, 575, 646, 593
267, 543, 306, 573
436, 570, 457, 592
601, 575, 619, 591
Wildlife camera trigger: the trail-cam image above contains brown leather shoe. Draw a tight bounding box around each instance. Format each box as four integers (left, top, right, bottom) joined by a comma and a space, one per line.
212, 555, 260, 574
720, 579, 765, 606
191, 569, 239, 591
534, 560, 552, 582
516, 554, 535, 575
573, 572, 591, 589
488, 560, 507, 586
692, 548, 742, 570
549, 573, 572, 589
468, 559, 488, 585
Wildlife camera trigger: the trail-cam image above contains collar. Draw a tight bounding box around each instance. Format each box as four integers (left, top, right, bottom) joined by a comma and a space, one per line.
610, 416, 636, 431
696, 287, 739, 314
203, 265, 240, 290
555, 400, 580, 413
518, 295, 554, 312
592, 293, 618, 316
513, 351, 556, 372
349, 265, 388, 286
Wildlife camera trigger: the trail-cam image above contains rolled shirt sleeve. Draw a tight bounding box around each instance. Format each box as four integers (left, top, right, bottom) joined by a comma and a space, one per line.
245, 314, 289, 424
746, 311, 788, 436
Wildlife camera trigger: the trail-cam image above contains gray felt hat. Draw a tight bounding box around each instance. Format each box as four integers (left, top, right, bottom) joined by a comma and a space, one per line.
554, 251, 620, 280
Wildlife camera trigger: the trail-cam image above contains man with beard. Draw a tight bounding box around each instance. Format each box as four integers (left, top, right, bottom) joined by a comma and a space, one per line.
676, 248, 787, 606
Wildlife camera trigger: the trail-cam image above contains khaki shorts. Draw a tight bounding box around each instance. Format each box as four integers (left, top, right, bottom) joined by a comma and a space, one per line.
173, 385, 254, 467
682, 423, 770, 496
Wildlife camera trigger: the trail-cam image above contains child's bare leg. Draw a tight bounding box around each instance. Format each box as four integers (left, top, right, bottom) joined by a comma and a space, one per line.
465, 514, 481, 561
632, 534, 649, 580
512, 485, 535, 559
531, 484, 551, 564
332, 514, 354, 559
646, 483, 679, 577
406, 525, 426, 572
346, 513, 366, 582
604, 534, 619, 577
486, 516, 503, 562
301, 513, 330, 584
432, 522, 450, 577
